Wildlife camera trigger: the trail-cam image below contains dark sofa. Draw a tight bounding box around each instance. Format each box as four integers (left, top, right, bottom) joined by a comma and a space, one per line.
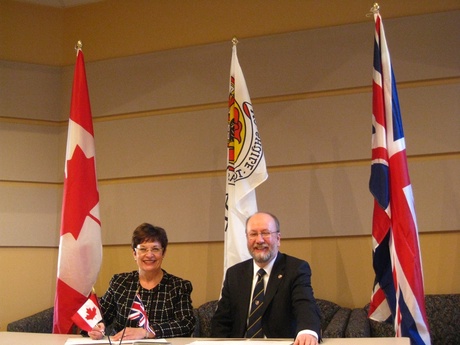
345, 294, 460, 345
8, 294, 459, 344
8, 298, 352, 338
192, 298, 352, 338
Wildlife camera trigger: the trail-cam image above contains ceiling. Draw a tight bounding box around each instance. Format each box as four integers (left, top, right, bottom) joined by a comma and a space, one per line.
15, 0, 102, 8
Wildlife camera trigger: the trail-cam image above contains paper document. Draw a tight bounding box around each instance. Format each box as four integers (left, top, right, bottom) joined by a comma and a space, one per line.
185, 341, 293, 345
65, 337, 170, 345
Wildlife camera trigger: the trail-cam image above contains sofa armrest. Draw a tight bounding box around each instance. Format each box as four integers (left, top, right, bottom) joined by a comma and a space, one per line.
7, 307, 54, 333
345, 308, 370, 338
192, 308, 200, 337
195, 300, 218, 337
322, 307, 351, 338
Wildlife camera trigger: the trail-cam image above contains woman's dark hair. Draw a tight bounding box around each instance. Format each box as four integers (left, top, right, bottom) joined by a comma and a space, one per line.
131, 223, 168, 253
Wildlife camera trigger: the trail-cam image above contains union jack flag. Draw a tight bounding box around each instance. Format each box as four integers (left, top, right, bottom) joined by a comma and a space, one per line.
368, 7, 431, 345
128, 294, 154, 333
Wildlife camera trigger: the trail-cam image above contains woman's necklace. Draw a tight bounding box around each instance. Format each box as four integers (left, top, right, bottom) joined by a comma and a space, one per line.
139, 270, 163, 290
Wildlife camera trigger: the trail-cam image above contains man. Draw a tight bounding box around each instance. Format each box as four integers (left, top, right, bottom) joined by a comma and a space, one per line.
211, 212, 321, 345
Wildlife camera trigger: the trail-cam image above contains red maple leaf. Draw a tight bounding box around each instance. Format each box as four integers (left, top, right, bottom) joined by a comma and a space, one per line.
85, 307, 97, 320
61, 145, 100, 239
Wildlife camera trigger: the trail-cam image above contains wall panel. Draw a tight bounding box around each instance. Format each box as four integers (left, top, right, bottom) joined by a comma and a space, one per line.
0, 122, 62, 182
93, 157, 459, 245
94, 108, 227, 179
90, 84, 460, 178
0, 60, 62, 121
0, 183, 61, 246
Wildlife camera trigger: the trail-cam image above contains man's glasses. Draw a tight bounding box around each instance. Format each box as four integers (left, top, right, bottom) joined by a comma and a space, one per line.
136, 246, 163, 254
247, 231, 278, 239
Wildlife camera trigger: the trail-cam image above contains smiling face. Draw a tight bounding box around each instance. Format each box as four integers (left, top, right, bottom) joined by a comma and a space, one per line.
130, 223, 168, 274
133, 241, 165, 273
246, 213, 281, 267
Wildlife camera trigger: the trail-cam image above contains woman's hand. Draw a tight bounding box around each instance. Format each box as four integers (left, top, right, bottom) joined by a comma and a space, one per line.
88, 323, 105, 340
111, 327, 149, 341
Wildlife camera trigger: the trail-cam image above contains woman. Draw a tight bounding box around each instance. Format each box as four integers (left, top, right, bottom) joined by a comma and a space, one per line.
89, 223, 195, 341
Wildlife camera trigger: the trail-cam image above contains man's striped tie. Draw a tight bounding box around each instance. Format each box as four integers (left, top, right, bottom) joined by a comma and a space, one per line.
246, 268, 266, 338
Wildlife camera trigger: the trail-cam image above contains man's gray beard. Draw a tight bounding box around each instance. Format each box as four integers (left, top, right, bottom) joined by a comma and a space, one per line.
252, 251, 273, 264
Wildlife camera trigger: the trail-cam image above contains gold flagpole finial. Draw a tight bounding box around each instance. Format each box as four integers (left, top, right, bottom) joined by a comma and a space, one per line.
232, 37, 238, 46
75, 40, 83, 55
366, 3, 380, 17
370, 3, 380, 14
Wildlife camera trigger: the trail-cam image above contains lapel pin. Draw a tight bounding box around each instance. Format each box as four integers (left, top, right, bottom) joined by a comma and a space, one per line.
278, 274, 283, 279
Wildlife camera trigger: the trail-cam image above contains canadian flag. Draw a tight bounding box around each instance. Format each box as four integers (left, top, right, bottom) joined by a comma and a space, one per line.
53, 45, 102, 334
71, 293, 102, 332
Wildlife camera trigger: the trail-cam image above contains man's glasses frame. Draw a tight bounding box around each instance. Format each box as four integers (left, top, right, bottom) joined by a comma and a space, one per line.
247, 231, 278, 239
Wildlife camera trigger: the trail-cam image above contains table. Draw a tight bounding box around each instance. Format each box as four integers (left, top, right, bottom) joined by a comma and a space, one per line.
0, 333, 410, 345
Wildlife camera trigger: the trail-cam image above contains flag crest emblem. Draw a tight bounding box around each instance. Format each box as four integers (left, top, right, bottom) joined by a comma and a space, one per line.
227, 76, 263, 185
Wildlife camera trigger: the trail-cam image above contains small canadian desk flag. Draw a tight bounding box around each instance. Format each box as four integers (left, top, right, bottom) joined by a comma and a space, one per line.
71, 292, 102, 332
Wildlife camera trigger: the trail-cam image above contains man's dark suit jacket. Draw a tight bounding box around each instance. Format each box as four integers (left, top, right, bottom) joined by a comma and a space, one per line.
211, 252, 321, 339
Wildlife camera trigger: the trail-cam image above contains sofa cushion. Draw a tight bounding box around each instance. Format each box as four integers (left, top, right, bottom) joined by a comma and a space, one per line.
363, 303, 395, 337
344, 308, 370, 338
315, 298, 340, 332
322, 307, 351, 338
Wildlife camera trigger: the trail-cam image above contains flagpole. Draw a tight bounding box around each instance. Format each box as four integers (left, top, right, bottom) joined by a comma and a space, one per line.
84, 45, 99, 324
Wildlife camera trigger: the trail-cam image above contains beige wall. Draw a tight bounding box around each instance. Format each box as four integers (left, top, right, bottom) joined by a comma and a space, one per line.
1, 0, 459, 331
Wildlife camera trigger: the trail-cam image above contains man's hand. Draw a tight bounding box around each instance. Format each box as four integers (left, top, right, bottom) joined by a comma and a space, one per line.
294, 333, 319, 345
